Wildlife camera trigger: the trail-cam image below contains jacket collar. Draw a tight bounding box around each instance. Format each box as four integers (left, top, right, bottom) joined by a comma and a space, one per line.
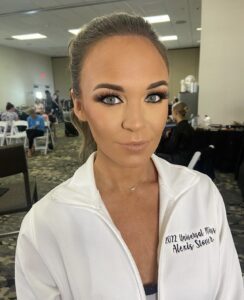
54, 152, 199, 208
152, 154, 199, 199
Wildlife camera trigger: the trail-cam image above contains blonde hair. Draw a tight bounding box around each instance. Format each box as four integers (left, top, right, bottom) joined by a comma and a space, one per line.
172, 102, 189, 118
69, 12, 169, 164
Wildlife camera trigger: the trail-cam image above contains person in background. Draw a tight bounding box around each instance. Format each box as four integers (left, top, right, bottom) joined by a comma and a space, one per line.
53, 90, 64, 122
41, 110, 49, 122
51, 93, 59, 113
157, 101, 195, 166
15, 13, 243, 300
45, 90, 53, 113
34, 99, 45, 114
172, 97, 179, 104
1, 102, 19, 132
26, 108, 45, 157
53, 90, 60, 105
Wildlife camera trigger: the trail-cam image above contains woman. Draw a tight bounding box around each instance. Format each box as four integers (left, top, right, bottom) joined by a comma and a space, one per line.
26, 108, 45, 157
1, 102, 18, 132
157, 101, 195, 166
34, 99, 45, 114
15, 13, 243, 299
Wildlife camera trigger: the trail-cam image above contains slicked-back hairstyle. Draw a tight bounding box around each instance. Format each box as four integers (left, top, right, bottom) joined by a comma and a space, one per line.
68, 12, 169, 164
172, 102, 189, 118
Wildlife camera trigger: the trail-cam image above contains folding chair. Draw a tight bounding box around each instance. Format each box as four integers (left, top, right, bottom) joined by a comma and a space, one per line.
6, 120, 27, 145
188, 145, 215, 179
0, 144, 38, 237
34, 121, 54, 155
188, 151, 201, 169
0, 121, 8, 146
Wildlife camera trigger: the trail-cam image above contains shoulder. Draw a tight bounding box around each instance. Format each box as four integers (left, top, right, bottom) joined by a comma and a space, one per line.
178, 120, 192, 129
152, 154, 216, 197
20, 178, 74, 234
23, 156, 98, 222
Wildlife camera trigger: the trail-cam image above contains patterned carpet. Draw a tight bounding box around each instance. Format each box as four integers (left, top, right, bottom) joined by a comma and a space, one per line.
0, 123, 243, 299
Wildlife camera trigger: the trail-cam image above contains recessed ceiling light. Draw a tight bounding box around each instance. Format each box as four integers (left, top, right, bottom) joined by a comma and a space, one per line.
24, 10, 39, 15
144, 15, 170, 24
159, 35, 178, 41
12, 33, 47, 40
68, 29, 81, 35
197, 27, 202, 31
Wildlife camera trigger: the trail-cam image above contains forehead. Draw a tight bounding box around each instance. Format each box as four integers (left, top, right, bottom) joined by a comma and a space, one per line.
81, 35, 168, 85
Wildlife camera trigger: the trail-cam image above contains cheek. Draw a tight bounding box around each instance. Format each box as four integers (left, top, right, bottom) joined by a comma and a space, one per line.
84, 107, 118, 140
150, 103, 168, 129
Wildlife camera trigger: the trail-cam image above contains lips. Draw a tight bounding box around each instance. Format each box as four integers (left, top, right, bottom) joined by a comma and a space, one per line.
118, 141, 149, 151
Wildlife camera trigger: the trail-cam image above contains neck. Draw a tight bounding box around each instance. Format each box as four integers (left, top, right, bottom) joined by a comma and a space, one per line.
94, 151, 157, 193
176, 117, 184, 123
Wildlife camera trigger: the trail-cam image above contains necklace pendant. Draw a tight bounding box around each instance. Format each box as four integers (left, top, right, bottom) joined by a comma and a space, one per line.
130, 186, 136, 191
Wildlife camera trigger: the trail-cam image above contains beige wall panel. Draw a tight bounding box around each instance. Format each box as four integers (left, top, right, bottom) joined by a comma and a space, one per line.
52, 57, 71, 100
168, 48, 200, 101
51, 48, 200, 104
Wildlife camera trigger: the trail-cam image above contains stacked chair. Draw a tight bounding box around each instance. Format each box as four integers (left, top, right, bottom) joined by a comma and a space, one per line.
0, 144, 38, 237
6, 120, 28, 146
0, 121, 8, 146
33, 120, 55, 155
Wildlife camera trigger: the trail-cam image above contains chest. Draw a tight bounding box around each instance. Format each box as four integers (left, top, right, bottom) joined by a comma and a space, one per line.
100, 185, 159, 284
47, 202, 218, 300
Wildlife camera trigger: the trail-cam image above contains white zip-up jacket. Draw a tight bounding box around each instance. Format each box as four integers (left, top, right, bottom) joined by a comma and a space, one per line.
15, 153, 244, 299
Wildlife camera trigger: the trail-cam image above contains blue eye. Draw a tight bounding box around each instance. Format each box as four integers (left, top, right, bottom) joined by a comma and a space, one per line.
96, 94, 122, 105
145, 92, 168, 103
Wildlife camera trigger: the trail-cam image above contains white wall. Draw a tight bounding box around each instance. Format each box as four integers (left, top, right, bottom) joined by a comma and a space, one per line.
198, 0, 244, 125
0, 45, 54, 111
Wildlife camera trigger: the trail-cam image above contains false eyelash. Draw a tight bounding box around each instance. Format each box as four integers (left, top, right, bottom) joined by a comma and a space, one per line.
146, 92, 169, 102
94, 92, 122, 102
154, 92, 169, 99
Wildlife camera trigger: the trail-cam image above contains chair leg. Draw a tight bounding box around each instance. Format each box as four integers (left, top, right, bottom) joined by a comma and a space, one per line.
45, 135, 49, 155
0, 231, 19, 238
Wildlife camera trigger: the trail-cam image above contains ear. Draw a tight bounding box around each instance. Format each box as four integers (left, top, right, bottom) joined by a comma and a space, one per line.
71, 89, 87, 122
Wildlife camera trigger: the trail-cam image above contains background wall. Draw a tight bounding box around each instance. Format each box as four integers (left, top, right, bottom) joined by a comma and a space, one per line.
0, 45, 200, 112
51, 48, 200, 102
0, 45, 54, 111
168, 47, 199, 100
52, 57, 71, 100
198, 0, 244, 125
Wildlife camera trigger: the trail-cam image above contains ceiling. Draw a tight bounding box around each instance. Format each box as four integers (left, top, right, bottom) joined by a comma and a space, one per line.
0, 0, 201, 57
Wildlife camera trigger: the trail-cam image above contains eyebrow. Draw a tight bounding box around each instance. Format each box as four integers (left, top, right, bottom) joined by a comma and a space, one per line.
93, 80, 168, 92
93, 83, 124, 92
147, 80, 168, 89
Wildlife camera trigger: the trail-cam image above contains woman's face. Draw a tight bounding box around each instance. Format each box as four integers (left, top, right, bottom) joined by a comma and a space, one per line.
74, 35, 169, 167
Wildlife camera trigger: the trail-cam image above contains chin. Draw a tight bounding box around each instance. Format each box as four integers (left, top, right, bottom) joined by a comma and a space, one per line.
113, 149, 154, 169
97, 142, 157, 168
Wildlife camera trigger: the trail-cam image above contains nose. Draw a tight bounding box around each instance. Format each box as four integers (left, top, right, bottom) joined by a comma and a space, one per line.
121, 101, 145, 132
